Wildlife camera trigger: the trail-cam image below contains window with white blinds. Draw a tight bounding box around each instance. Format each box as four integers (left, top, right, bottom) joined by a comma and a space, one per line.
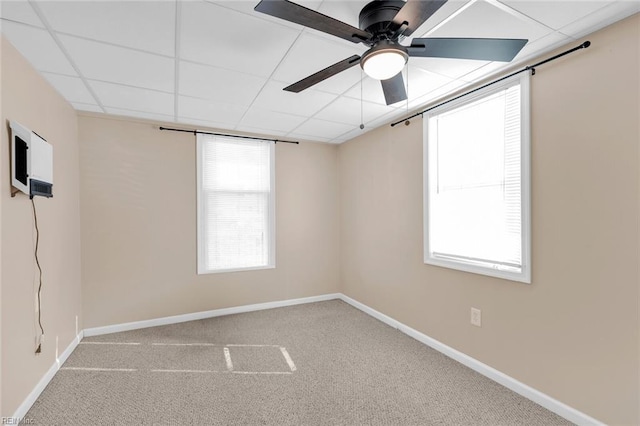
424, 74, 530, 283
197, 135, 275, 274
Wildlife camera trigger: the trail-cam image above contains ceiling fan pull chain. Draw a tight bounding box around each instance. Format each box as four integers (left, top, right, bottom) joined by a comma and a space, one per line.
360, 69, 365, 130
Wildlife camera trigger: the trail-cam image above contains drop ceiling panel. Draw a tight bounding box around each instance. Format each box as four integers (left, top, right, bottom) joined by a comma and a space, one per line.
0, 1, 43, 27
315, 97, 394, 126
37, 1, 175, 56
209, 0, 323, 31
41, 72, 96, 104
104, 107, 175, 123
239, 107, 307, 133
1, 21, 76, 75
410, 57, 490, 81
177, 116, 236, 132
252, 81, 338, 116
271, 32, 364, 87
411, 0, 472, 38
59, 35, 174, 92
72, 102, 103, 113
309, 66, 365, 96
511, 32, 571, 63
179, 61, 266, 106
430, 0, 549, 41
315, 1, 364, 30
1, 0, 635, 143
90, 81, 174, 116
343, 66, 455, 105
291, 118, 354, 140
559, 1, 640, 39
501, 1, 610, 30
180, 1, 299, 78
178, 96, 247, 124
407, 78, 468, 109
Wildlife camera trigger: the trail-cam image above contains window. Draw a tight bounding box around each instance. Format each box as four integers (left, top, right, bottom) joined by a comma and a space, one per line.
197, 135, 275, 274
424, 74, 530, 283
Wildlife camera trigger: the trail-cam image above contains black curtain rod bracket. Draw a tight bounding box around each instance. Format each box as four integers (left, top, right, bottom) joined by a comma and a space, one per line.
159, 126, 299, 144
391, 40, 591, 127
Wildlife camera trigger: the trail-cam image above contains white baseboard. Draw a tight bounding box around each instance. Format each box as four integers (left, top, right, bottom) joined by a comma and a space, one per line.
11, 331, 83, 421
13, 293, 603, 426
84, 293, 342, 337
338, 294, 604, 426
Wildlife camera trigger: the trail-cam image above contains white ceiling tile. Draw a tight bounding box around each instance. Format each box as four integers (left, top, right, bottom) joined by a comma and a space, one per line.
104, 107, 175, 123
411, 56, 490, 81
272, 32, 364, 91
510, 31, 571, 63
89, 81, 174, 116
180, 1, 299, 78
405, 65, 459, 100
58, 35, 174, 92
178, 61, 266, 106
37, 1, 175, 56
1, 0, 633, 142
412, 0, 473, 38
407, 79, 469, 110
209, 0, 323, 31
343, 76, 389, 105
343, 66, 455, 105
253, 81, 338, 116
41, 72, 96, 104
1, 1, 43, 27
176, 117, 236, 133
315, 96, 396, 126
559, 1, 640, 39
500, 1, 610, 31
235, 124, 296, 140
331, 127, 368, 144
314, 66, 366, 95
287, 132, 334, 143
431, 0, 549, 41
315, 1, 364, 30
1, 20, 77, 75
238, 107, 307, 133
291, 118, 355, 140
178, 96, 247, 124
72, 102, 103, 113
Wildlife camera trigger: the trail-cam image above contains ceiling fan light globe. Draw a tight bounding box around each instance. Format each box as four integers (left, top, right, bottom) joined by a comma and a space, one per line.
361, 48, 408, 80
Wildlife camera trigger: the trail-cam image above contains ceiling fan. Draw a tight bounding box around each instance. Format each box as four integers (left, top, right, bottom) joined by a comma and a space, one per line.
254, 0, 528, 105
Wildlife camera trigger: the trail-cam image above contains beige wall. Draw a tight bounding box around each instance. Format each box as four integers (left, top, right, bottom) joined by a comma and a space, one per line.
1, 37, 82, 416
2, 12, 638, 425
339, 15, 639, 425
78, 115, 340, 328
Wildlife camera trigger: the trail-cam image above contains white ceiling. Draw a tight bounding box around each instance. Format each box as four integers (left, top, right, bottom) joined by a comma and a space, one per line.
1, 0, 638, 143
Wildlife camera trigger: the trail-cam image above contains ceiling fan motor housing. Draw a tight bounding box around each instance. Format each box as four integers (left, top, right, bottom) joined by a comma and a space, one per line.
358, 0, 405, 37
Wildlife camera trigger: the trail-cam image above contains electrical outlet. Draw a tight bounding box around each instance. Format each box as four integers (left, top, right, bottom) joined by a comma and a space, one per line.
471, 307, 482, 327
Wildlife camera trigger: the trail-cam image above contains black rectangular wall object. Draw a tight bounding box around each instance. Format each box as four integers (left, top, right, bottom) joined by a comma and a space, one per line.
29, 179, 53, 198
14, 135, 28, 187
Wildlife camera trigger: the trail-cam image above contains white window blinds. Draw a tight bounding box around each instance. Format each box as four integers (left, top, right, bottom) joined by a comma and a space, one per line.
424, 74, 530, 282
197, 135, 275, 274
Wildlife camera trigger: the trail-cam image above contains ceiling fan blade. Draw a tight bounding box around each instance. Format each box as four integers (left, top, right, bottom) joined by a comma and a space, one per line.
255, 0, 372, 44
381, 72, 407, 105
284, 55, 361, 93
408, 38, 528, 62
391, 0, 448, 37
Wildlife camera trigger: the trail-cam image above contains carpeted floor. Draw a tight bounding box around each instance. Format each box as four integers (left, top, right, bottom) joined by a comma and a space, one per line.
26, 300, 572, 425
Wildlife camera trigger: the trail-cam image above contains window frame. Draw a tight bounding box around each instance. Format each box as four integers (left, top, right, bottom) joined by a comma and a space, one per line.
423, 73, 531, 284
196, 135, 276, 275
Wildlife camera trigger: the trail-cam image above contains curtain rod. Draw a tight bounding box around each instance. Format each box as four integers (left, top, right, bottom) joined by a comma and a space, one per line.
159, 126, 299, 144
390, 40, 591, 127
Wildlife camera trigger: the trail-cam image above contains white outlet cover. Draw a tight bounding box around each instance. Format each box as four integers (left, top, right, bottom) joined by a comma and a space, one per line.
471, 307, 482, 327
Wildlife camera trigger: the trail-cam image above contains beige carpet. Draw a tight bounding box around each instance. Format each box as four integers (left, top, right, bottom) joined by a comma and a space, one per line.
26, 300, 572, 425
